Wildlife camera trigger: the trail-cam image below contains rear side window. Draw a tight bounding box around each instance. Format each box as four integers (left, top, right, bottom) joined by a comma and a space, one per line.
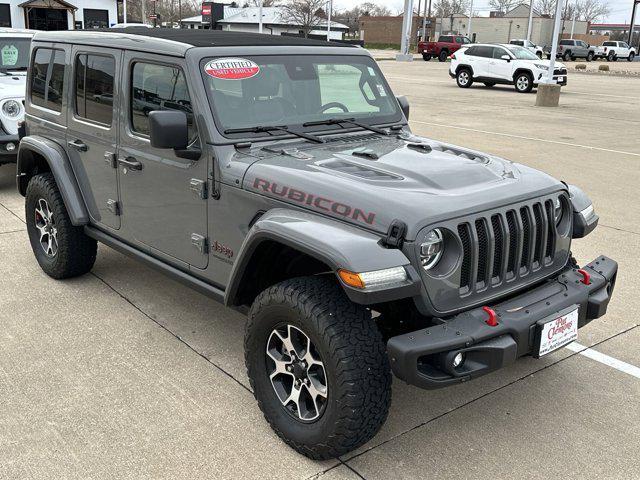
511, 40, 524, 46
603, 42, 616, 46
440, 36, 452, 43
31, 48, 65, 112
465, 46, 477, 56
475, 46, 493, 58
130, 62, 195, 140
559, 40, 573, 46
75, 54, 115, 126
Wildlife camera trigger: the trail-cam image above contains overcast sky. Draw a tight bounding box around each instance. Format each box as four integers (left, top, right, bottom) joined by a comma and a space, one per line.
330, 0, 634, 24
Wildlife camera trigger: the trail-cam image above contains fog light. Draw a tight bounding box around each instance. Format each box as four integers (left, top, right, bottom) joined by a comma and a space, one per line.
5, 142, 15, 151
453, 352, 464, 368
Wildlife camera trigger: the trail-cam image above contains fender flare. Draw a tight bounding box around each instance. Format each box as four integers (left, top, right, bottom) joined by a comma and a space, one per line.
513, 68, 534, 81
17, 136, 89, 226
224, 208, 420, 307
455, 64, 474, 77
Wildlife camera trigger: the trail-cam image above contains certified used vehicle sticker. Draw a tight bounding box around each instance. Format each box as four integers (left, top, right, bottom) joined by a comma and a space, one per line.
204, 58, 260, 80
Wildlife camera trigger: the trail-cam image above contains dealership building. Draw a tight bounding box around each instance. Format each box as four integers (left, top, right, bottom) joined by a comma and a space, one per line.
0, 0, 118, 30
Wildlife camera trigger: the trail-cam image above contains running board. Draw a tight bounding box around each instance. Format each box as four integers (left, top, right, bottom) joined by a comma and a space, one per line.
84, 226, 225, 304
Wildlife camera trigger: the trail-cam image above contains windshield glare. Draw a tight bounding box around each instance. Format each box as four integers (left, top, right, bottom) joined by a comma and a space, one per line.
0, 38, 31, 70
201, 55, 401, 136
505, 45, 539, 60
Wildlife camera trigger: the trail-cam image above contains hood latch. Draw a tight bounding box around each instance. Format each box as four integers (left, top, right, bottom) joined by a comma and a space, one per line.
383, 219, 407, 249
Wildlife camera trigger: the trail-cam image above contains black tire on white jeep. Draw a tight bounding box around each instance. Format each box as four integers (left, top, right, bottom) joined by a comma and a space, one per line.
25, 173, 97, 279
244, 276, 392, 460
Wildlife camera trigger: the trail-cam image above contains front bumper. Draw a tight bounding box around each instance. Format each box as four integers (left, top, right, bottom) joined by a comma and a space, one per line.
0, 133, 19, 163
387, 255, 617, 390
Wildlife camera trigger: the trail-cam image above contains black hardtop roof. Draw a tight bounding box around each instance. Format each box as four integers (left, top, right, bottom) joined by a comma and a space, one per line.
33, 27, 356, 51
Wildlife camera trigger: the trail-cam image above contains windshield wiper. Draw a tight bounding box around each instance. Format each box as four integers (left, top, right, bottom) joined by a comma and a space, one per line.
303, 118, 389, 136
224, 125, 324, 144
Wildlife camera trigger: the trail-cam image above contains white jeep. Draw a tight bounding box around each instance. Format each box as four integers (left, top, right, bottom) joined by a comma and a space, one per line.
0, 28, 34, 165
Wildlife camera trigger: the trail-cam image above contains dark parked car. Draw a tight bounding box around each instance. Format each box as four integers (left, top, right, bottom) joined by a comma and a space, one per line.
17, 29, 617, 460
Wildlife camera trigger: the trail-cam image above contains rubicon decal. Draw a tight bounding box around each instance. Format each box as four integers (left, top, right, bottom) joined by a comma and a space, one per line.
253, 178, 376, 225
204, 58, 260, 80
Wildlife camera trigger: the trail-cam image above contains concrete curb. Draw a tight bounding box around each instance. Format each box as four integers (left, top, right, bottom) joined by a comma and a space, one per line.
571, 69, 640, 78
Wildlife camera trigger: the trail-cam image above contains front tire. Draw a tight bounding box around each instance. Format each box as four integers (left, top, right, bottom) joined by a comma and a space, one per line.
514, 72, 533, 93
245, 277, 392, 460
456, 68, 473, 88
629, 52, 635, 62
587, 51, 594, 62
438, 50, 449, 62
25, 173, 97, 279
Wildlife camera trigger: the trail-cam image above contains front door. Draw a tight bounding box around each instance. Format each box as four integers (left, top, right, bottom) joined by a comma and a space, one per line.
117, 53, 208, 269
489, 47, 513, 81
65, 46, 121, 230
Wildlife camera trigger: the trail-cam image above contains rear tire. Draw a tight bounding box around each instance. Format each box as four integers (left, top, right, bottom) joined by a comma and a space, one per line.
456, 68, 473, 88
25, 173, 97, 279
607, 51, 615, 62
422, 53, 432, 61
245, 276, 392, 460
438, 50, 448, 62
514, 72, 533, 93
563, 51, 571, 61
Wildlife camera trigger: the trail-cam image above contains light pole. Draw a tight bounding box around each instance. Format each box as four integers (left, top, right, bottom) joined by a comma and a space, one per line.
397, 0, 415, 61
327, 0, 332, 41
526, 1, 534, 42
259, 0, 263, 33
467, 0, 473, 39
123, 0, 127, 23
546, 0, 565, 84
570, 1, 577, 38
629, 0, 639, 46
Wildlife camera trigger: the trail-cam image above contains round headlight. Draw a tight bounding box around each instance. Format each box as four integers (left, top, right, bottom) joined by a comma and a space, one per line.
554, 197, 563, 225
420, 228, 444, 270
2, 100, 21, 118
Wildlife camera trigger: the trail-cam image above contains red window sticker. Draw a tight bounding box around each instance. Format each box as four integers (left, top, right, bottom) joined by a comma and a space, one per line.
204, 58, 260, 80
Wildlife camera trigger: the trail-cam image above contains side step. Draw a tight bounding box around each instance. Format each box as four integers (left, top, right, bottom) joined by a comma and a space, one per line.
84, 226, 225, 304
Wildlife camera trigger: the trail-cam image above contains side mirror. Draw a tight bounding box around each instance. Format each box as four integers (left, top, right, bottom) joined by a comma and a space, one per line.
501, 54, 511, 62
396, 95, 410, 120
149, 110, 189, 150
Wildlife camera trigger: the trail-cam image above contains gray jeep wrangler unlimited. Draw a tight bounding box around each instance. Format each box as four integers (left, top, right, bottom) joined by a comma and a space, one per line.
17, 29, 617, 459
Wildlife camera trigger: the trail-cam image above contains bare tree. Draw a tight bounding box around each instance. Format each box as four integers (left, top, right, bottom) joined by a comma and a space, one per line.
358, 2, 392, 16
488, 0, 519, 14
433, 0, 471, 17
575, 0, 610, 22
281, 0, 326, 37
535, 0, 556, 17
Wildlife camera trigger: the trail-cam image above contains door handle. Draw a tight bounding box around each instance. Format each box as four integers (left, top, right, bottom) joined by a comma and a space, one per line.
67, 139, 88, 152
118, 156, 143, 171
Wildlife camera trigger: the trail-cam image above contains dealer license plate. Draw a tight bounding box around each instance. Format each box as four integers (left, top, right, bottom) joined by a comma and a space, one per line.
556, 76, 565, 84
536, 308, 578, 357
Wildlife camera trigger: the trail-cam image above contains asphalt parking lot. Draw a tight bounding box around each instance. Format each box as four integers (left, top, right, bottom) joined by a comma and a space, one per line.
1, 59, 639, 479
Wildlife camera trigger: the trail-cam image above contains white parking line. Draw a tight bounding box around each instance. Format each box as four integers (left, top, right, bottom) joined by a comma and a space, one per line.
409, 120, 640, 158
566, 342, 640, 379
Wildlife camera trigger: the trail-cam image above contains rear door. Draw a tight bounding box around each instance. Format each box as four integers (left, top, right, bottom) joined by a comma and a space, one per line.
473, 46, 493, 77
65, 46, 120, 230
117, 53, 208, 269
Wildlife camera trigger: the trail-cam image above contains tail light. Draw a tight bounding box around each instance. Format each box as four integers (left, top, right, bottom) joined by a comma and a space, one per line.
604, 47, 607, 52
451, 53, 456, 60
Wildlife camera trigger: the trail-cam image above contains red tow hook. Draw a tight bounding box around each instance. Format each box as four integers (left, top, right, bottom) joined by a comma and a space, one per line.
577, 268, 591, 285
483, 306, 498, 327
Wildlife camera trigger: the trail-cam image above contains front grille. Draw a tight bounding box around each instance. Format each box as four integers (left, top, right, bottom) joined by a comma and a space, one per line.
457, 199, 558, 295
554, 68, 567, 75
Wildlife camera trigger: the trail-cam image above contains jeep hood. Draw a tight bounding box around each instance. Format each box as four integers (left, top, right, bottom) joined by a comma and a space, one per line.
242, 133, 565, 240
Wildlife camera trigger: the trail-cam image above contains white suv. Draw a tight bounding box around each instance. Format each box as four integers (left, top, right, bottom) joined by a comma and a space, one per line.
449, 44, 567, 93
0, 28, 34, 165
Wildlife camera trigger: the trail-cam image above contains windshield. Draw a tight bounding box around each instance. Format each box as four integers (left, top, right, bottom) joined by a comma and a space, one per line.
0, 37, 31, 70
505, 45, 539, 60
201, 55, 401, 138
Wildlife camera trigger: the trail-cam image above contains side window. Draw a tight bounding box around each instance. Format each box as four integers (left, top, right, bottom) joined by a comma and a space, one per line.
75, 54, 115, 126
492, 47, 506, 59
130, 62, 195, 140
31, 48, 65, 112
475, 46, 492, 58
440, 36, 452, 43
621, 42, 629, 48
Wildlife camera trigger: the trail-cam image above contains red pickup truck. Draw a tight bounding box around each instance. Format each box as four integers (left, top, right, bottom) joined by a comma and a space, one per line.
418, 35, 472, 62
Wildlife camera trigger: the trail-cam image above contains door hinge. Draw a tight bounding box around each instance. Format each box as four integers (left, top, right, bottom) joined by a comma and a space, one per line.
106, 199, 121, 216
191, 233, 209, 254
190, 178, 208, 200
104, 151, 117, 169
